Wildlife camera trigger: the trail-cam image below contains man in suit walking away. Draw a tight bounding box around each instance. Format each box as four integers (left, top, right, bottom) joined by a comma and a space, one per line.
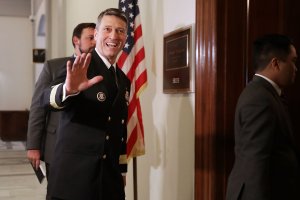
41, 8, 131, 200
226, 34, 300, 200
26, 23, 96, 199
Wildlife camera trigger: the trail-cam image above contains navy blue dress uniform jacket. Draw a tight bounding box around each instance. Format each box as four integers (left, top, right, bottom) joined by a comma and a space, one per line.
41, 50, 131, 200
226, 76, 300, 200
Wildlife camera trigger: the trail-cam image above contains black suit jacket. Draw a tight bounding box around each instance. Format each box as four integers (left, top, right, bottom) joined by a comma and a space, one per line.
226, 76, 300, 200
42, 50, 131, 200
27, 57, 69, 163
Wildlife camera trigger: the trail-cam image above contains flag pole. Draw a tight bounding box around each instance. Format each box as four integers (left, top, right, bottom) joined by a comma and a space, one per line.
133, 157, 138, 200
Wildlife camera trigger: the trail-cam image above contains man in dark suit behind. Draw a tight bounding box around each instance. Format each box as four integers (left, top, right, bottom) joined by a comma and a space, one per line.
41, 8, 131, 200
226, 34, 300, 200
26, 23, 96, 177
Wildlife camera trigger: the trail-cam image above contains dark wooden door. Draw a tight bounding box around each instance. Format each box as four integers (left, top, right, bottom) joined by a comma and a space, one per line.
195, 0, 300, 199
0, 111, 29, 141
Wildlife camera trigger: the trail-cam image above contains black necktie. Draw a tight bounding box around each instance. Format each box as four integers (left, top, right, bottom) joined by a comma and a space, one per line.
109, 66, 118, 88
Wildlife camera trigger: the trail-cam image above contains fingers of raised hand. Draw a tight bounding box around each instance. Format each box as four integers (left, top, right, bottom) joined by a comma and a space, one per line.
67, 60, 73, 73
83, 53, 92, 68
77, 53, 86, 66
71, 55, 82, 72
68, 53, 91, 72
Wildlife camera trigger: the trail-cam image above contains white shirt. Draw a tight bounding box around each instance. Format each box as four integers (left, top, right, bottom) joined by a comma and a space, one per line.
255, 73, 281, 96
95, 48, 116, 70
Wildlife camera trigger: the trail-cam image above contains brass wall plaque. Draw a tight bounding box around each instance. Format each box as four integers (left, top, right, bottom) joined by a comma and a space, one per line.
163, 25, 193, 93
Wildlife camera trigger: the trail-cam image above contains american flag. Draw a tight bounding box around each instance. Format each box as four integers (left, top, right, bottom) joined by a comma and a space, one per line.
118, 0, 147, 159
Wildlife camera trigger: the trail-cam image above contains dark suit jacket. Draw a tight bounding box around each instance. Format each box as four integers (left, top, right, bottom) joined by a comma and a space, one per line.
27, 57, 69, 164
42, 50, 130, 200
226, 75, 300, 200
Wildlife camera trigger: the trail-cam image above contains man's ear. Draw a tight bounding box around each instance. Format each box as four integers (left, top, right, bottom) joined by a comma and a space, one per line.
73, 36, 79, 46
270, 57, 280, 71
94, 30, 98, 39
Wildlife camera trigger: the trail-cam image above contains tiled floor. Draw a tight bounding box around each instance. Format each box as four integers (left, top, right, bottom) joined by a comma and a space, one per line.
0, 140, 47, 200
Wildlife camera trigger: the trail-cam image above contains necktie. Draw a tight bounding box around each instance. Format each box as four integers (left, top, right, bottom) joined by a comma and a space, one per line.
109, 66, 118, 88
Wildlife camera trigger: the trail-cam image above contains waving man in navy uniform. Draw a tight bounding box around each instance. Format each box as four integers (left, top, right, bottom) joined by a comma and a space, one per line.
41, 8, 131, 200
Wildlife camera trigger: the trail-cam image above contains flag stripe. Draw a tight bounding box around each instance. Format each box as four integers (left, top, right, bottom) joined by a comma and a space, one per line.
135, 70, 147, 96
128, 93, 137, 120
136, 100, 144, 136
134, 25, 143, 43
127, 126, 137, 155
117, 52, 128, 69
126, 48, 145, 81
126, 100, 145, 155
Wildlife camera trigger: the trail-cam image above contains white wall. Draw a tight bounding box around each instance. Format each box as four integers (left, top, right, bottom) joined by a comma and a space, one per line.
0, 17, 33, 110
48, 0, 66, 59
33, 0, 46, 82
58, 0, 195, 199
139, 0, 195, 199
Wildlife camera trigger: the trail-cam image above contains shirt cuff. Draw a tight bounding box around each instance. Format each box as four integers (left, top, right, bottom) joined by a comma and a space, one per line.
62, 84, 80, 102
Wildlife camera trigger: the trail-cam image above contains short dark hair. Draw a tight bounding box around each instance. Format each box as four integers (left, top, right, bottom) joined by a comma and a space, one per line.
72, 23, 96, 47
253, 34, 294, 72
96, 8, 128, 29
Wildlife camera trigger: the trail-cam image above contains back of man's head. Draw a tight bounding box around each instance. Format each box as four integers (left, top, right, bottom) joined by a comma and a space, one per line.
253, 34, 293, 72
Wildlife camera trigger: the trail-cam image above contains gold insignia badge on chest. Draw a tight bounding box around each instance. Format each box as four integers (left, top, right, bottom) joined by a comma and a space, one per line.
97, 92, 106, 102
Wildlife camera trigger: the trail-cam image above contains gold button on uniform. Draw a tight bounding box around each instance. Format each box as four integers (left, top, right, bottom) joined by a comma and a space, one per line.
106, 135, 110, 140
102, 154, 107, 159
108, 116, 111, 121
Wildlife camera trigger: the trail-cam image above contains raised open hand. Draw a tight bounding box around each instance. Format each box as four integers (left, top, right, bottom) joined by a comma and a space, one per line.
65, 53, 103, 95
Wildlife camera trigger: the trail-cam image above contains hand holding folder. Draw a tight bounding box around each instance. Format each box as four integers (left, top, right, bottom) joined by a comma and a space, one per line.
30, 162, 46, 183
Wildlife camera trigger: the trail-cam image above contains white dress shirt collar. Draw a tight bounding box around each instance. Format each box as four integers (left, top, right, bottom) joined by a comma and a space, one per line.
95, 48, 116, 70
255, 73, 281, 96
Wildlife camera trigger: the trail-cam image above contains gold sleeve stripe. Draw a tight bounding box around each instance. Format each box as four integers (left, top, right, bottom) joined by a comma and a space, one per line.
119, 154, 127, 164
50, 83, 64, 109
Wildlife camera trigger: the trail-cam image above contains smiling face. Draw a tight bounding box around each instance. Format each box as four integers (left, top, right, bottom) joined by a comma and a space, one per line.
94, 15, 127, 64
